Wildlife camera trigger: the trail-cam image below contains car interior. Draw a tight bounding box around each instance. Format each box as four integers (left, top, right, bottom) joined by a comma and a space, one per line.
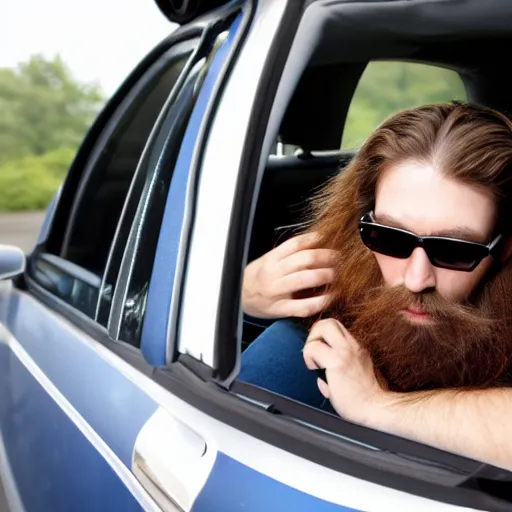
236, 0, 512, 506
242, 3, 512, 344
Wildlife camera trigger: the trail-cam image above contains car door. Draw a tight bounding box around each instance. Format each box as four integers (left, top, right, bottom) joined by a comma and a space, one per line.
143, 0, 512, 511
0, 4, 246, 510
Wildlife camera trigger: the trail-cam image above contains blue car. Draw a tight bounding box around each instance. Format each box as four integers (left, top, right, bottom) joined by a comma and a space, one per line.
1, 0, 512, 510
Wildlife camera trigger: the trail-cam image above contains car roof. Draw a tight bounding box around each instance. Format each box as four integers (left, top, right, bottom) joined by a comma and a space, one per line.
305, 0, 512, 36
280, 0, 512, 150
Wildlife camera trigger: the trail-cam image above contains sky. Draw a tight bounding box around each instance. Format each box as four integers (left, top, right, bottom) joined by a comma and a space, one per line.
1, 0, 177, 96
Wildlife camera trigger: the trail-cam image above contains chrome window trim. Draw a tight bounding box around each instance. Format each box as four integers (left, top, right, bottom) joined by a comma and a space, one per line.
106, 36, 209, 339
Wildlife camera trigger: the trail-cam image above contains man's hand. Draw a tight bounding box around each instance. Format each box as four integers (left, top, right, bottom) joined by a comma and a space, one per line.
302, 318, 393, 426
242, 233, 336, 319
303, 318, 512, 470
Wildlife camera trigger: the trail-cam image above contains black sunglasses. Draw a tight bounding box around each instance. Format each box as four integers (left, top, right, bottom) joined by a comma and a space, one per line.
358, 212, 503, 272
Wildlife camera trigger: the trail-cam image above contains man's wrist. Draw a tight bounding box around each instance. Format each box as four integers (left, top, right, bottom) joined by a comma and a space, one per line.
361, 388, 456, 441
357, 391, 411, 433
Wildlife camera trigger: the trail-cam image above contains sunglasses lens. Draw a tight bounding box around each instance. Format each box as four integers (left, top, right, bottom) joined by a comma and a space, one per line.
426, 239, 485, 271
360, 224, 416, 258
359, 214, 490, 271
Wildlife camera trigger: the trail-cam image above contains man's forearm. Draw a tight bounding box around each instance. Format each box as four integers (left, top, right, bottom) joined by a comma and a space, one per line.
368, 387, 512, 470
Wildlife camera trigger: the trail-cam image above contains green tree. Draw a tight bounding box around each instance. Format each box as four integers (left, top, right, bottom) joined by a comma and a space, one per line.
0, 153, 63, 212
0, 55, 105, 211
342, 62, 467, 149
0, 54, 104, 163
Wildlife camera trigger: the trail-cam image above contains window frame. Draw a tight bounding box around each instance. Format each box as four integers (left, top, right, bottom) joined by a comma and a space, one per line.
107, 18, 241, 348
340, 60, 468, 150
23, 1, 249, 363
26, 38, 204, 328
134, 5, 248, 367
23, 23, 208, 353
95, 36, 209, 333
59, 39, 200, 273
26, 38, 201, 325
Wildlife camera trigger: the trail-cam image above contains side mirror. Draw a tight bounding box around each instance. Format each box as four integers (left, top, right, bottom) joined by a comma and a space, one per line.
0, 245, 26, 281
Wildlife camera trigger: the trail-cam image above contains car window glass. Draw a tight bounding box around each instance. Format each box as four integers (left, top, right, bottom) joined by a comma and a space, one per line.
32, 40, 199, 320
61, 43, 196, 275
341, 61, 467, 149
116, 23, 238, 347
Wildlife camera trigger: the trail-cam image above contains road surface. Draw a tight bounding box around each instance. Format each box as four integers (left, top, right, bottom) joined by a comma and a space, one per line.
0, 211, 46, 253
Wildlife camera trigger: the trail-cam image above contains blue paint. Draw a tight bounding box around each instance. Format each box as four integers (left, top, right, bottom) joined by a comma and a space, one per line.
0, 345, 144, 512
141, 14, 242, 367
2, 292, 157, 468
192, 452, 362, 512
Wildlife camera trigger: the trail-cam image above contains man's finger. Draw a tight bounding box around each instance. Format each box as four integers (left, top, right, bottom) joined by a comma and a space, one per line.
331, 318, 360, 350
280, 249, 337, 276
278, 293, 331, 318
272, 232, 321, 260
307, 318, 350, 351
317, 378, 331, 399
303, 339, 333, 370
277, 268, 334, 295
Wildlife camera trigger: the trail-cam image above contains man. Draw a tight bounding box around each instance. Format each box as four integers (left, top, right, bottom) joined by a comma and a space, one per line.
240, 102, 512, 469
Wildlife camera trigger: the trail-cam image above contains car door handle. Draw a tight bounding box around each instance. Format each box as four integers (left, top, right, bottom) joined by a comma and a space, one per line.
132, 407, 215, 511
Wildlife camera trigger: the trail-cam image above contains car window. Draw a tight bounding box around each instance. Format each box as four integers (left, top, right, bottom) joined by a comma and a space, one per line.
61, 44, 196, 274
30, 38, 200, 321
341, 61, 467, 149
119, 20, 240, 349
29, 13, 241, 352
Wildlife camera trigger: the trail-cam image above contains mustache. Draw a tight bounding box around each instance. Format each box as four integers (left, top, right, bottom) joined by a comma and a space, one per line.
347, 284, 497, 329
345, 284, 512, 392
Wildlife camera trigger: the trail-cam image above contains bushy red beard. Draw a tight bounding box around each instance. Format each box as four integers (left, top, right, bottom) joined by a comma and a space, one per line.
345, 281, 512, 392
317, 249, 512, 393
303, 154, 512, 393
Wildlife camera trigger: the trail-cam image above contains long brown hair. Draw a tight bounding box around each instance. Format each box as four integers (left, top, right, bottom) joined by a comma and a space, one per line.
301, 103, 512, 391
305, 102, 512, 320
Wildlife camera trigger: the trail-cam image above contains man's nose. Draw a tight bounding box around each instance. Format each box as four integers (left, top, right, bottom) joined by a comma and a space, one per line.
403, 247, 436, 293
